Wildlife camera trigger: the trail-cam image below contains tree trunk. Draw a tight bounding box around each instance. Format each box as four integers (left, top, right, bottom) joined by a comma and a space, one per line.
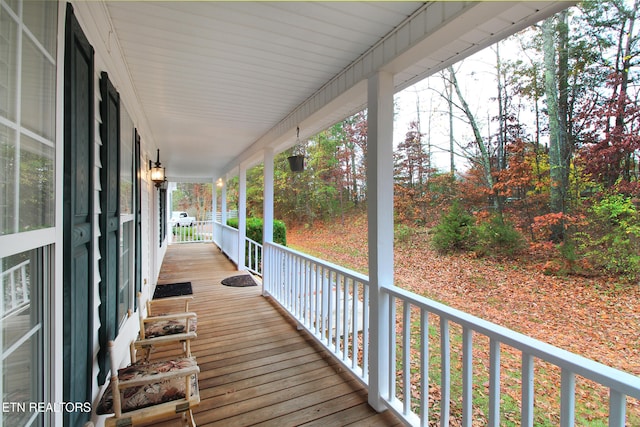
557, 10, 571, 201
496, 44, 506, 171
448, 72, 455, 174
448, 66, 498, 210
543, 16, 565, 242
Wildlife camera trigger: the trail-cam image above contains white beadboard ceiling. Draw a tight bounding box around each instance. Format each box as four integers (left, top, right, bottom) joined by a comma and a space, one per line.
103, 1, 571, 181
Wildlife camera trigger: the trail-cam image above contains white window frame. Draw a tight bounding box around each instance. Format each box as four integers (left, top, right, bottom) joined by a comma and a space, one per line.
0, 0, 61, 425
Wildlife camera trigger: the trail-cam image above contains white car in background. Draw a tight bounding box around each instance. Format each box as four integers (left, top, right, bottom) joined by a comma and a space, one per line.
170, 211, 195, 227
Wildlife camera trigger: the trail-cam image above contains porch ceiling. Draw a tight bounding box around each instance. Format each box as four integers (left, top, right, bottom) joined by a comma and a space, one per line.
103, 1, 571, 182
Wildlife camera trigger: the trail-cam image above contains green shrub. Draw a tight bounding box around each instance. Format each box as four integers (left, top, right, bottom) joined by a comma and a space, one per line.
227, 217, 287, 246
394, 223, 414, 244
430, 201, 476, 253
474, 215, 525, 257
581, 194, 640, 280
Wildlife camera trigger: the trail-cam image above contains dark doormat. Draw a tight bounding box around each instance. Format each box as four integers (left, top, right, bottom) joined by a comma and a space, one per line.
153, 282, 193, 299
221, 275, 257, 287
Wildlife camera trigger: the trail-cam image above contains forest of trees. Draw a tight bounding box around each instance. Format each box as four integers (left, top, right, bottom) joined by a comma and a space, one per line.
218, 1, 640, 282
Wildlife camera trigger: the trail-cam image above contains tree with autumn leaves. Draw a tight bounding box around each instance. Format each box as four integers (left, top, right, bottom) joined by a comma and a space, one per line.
423, 1, 640, 280
211, 1, 640, 282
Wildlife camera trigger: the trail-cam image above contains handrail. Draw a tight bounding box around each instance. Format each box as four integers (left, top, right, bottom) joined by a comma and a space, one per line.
245, 237, 262, 276
1, 259, 30, 319
382, 284, 640, 426
262, 242, 640, 427
263, 242, 369, 386
169, 220, 214, 244
215, 222, 239, 265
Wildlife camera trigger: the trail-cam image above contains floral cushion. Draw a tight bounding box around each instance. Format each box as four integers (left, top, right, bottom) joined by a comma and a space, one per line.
97, 357, 198, 415
144, 317, 197, 338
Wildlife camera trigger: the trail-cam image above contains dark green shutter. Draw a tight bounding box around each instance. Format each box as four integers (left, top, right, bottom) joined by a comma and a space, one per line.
98, 72, 121, 385
63, 4, 94, 426
135, 130, 142, 308
160, 188, 167, 246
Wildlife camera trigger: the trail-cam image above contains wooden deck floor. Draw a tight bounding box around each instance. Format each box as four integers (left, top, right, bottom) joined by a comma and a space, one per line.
146, 243, 403, 427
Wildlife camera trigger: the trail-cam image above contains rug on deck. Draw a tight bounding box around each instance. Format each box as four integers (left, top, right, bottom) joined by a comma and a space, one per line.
153, 282, 193, 299
221, 275, 257, 287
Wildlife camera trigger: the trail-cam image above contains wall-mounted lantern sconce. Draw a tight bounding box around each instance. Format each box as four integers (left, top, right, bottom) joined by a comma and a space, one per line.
149, 148, 166, 188
216, 178, 224, 188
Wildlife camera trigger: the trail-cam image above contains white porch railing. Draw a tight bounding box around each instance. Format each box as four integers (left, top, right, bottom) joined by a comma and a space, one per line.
213, 221, 239, 265
263, 242, 369, 386
262, 242, 640, 427
170, 220, 214, 244
245, 237, 262, 276
215, 210, 238, 223
1, 260, 30, 320
212, 222, 263, 275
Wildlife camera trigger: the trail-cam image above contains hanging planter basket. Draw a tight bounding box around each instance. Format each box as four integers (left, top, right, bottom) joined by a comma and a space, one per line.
288, 126, 305, 172
287, 154, 305, 172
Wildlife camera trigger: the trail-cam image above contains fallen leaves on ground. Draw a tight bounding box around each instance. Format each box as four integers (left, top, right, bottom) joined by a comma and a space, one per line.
287, 214, 640, 422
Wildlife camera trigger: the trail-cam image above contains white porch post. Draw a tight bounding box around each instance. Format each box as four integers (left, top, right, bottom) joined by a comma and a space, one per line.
212, 178, 217, 222
212, 178, 218, 245
238, 165, 247, 270
263, 148, 274, 244
367, 70, 394, 411
221, 179, 227, 250
221, 179, 227, 225
263, 148, 275, 296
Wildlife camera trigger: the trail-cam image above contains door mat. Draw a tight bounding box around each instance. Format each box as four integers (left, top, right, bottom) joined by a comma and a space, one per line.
221, 275, 257, 287
153, 282, 193, 299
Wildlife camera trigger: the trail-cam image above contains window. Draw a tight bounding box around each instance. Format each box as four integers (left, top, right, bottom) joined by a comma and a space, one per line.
1, 248, 46, 427
119, 107, 135, 325
0, 1, 57, 425
0, 0, 56, 235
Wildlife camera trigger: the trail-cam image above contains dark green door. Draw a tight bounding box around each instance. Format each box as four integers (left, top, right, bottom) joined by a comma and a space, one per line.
63, 4, 94, 426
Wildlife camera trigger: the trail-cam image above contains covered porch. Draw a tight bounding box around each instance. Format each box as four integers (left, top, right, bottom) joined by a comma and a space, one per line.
3, 1, 639, 426
148, 243, 402, 426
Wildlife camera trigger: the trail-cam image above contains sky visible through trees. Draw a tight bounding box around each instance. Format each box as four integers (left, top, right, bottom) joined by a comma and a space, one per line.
201, 0, 640, 284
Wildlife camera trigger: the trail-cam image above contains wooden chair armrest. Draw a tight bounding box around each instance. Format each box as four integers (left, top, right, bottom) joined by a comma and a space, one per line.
134, 331, 197, 347
149, 295, 193, 305
117, 365, 200, 389
148, 295, 193, 315
143, 312, 197, 323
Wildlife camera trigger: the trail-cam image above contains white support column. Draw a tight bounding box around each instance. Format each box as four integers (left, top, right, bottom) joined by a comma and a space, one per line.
367, 70, 394, 412
221, 179, 227, 225
238, 165, 247, 271
220, 179, 228, 256
263, 148, 275, 296
263, 148, 274, 244
212, 178, 217, 222
212, 178, 218, 245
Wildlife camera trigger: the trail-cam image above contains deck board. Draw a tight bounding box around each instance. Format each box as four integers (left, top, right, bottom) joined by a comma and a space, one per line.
141, 243, 402, 427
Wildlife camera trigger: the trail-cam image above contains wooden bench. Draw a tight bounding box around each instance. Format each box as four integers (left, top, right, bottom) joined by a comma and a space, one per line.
98, 341, 200, 426
132, 293, 197, 362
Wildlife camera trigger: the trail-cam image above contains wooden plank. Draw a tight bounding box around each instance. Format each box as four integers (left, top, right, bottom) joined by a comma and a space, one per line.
141, 243, 400, 427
